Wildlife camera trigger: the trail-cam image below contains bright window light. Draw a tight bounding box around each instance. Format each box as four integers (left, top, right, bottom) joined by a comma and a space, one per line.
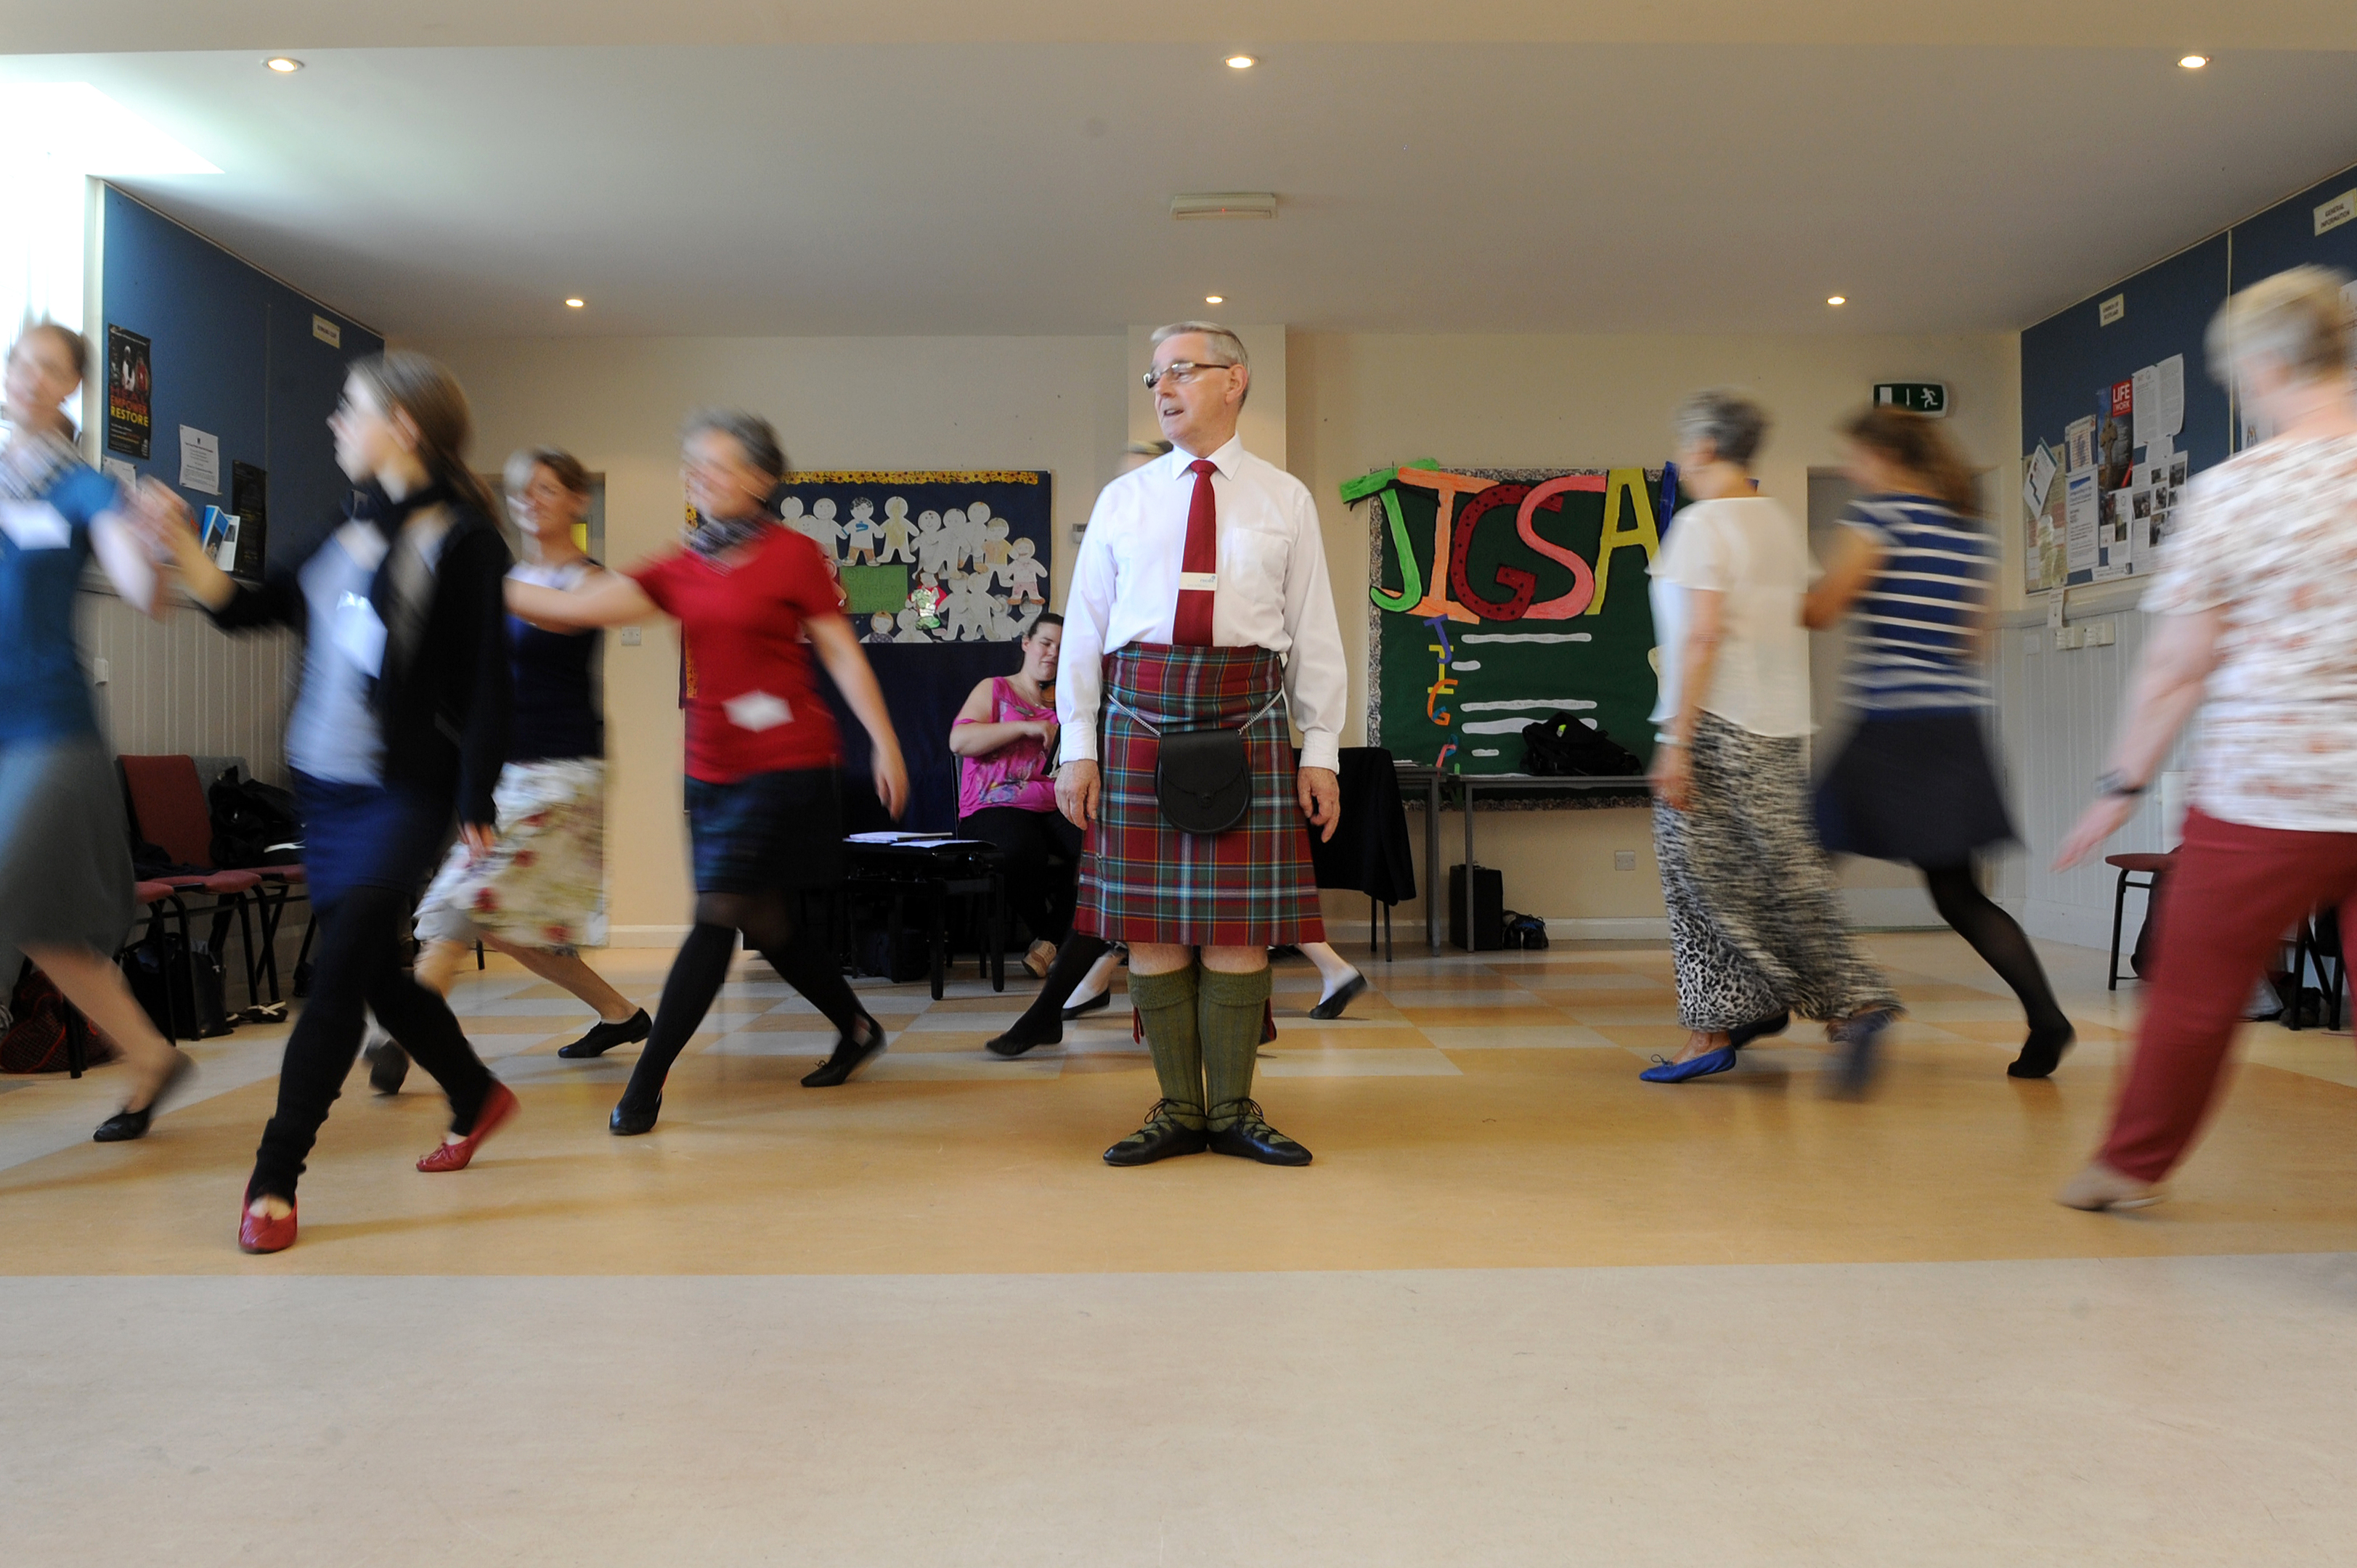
4, 82, 221, 176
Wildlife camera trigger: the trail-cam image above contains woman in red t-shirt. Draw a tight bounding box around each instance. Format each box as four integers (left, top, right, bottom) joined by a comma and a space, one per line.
509, 410, 909, 1135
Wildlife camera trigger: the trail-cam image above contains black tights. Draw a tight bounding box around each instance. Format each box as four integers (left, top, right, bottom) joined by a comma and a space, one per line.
1921, 864, 2069, 1034
249, 885, 494, 1201
620, 887, 868, 1111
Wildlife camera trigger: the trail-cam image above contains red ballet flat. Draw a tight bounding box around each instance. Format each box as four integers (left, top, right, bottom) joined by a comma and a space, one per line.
238, 1196, 298, 1254
416, 1082, 519, 1173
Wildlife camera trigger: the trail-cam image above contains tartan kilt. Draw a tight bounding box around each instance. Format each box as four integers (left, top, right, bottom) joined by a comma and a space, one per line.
1074, 643, 1324, 947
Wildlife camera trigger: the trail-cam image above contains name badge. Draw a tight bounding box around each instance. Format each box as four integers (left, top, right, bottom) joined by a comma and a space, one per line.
1178, 571, 1218, 592
333, 589, 388, 678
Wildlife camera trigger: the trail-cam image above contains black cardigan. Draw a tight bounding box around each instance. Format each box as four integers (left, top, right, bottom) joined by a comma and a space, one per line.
211, 485, 514, 828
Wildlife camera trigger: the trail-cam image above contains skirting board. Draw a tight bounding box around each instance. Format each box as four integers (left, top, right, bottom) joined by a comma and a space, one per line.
608, 924, 699, 947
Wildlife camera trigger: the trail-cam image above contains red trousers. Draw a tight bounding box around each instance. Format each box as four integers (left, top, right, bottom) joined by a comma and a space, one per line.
2101, 809, 2357, 1182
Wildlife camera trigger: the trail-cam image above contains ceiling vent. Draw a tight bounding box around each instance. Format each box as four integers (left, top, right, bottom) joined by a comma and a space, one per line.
1171, 192, 1277, 221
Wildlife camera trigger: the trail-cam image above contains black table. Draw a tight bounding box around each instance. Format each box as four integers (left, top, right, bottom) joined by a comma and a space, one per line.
841, 838, 1008, 1000
1393, 765, 1650, 952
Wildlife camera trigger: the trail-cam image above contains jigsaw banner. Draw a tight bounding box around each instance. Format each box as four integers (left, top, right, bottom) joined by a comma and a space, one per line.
1346, 462, 1677, 780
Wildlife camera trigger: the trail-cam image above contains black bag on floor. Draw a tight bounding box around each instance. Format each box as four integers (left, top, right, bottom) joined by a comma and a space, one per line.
120, 934, 234, 1041
1, 960, 108, 1074
855, 925, 929, 984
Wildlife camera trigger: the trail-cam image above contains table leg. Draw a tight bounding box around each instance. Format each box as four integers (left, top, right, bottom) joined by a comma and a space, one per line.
1462, 777, 1477, 947
1425, 772, 1441, 953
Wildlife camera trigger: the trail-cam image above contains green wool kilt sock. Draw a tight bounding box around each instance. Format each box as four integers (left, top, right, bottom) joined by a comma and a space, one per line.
1126, 963, 1205, 1129
1200, 965, 1274, 1131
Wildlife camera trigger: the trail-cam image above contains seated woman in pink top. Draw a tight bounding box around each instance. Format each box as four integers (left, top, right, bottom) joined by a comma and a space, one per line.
950, 613, 1079, 976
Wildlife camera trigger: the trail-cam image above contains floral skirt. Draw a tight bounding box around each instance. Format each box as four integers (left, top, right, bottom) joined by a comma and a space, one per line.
415, 759, 607, 955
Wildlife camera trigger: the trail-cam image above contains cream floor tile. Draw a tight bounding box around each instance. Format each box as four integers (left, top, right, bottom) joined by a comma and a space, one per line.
1256, 1047, 1462, 1077
1379, 987, 1542, 1007
1423, 1025, 1621, 1050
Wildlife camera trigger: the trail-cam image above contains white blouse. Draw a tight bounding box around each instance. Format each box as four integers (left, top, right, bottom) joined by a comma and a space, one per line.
1057, 435, 1349, 772
1646, 496, 1814, 740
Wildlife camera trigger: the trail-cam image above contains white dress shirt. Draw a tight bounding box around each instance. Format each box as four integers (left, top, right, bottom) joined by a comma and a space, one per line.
1058, 434, 1348, 772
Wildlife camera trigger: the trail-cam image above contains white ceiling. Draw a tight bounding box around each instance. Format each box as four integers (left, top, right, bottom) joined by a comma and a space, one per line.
9, 41, 2357, 340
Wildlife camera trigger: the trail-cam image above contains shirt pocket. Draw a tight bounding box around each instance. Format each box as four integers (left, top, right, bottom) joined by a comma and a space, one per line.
1223, 520, 1291, 588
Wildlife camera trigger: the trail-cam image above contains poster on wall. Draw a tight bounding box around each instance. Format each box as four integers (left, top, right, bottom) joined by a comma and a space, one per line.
760, 468, 1054, 833
1348, 460, 1674, 785
105, 324, 151, 460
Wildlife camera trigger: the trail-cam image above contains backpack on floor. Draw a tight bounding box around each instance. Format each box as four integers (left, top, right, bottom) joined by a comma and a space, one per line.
1, 960, 110, 1074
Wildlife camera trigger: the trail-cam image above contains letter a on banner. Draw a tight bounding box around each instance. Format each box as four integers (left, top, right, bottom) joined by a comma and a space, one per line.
1587, 468, 1662, 616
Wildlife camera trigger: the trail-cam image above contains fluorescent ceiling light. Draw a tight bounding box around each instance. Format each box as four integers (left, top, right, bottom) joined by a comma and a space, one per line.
5, 82, 221, 176
1205, 295, 1224, 304
1827, 295, 1847, 306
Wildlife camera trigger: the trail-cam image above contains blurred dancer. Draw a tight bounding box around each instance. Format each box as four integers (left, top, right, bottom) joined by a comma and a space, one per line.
0, 322, 193, 1140
2054, 267, 2357, 1211
1645, 390, 1900, 1095
377, 447, 647, 1090
1808, 407, 2072, 1078
155, 352, 518, 1254
508, 409, 908, 1135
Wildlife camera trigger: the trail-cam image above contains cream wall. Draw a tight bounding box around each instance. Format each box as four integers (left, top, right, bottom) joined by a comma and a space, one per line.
406, 332, 1128, 939
412, 326, 2017, 942
1288, 329, 2022, 934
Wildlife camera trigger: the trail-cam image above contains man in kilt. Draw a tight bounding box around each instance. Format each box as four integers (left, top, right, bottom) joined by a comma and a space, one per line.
1056, 322, 1349, 1167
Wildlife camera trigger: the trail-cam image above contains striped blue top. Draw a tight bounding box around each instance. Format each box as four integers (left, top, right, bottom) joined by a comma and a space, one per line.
1840, 493, 1994, 715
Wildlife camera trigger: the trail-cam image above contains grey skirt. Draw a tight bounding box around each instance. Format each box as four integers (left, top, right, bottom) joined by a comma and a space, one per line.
0, 735, 136, 962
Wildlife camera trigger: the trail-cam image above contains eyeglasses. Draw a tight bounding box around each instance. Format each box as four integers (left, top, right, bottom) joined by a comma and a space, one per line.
1142, 361, 1237, 390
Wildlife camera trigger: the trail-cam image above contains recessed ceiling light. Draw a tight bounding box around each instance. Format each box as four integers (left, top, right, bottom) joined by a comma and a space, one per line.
264, 57, 303, 73
1226, 54, 1256, 70
1827, 295, 1847, 306
1205, 295, 1224, 304
2178, 54, 2209, 70
564, 298, 585, 309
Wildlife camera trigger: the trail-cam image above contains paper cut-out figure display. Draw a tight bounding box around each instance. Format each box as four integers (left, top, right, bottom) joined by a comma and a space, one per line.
1005, 536, 1045, 605
806, 497, 844, 562
916, 510, 951, 576
879, 496, 916, 563
866, 611, 895, 642
893, 607, 933, 642
980, 518, 1012, 585
844, 497, 878, 565
952, 502, 988, 573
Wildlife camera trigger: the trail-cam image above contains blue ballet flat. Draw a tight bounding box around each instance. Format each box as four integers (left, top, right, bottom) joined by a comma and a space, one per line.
1640, 1045, 1738, 1084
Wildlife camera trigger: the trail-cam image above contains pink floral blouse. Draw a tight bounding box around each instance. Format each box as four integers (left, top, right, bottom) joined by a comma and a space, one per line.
956, 677, 1058, 819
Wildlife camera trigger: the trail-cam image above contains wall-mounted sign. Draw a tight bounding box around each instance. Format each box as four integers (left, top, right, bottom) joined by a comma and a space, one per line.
2098, 293, 2126, 326
105, 324, 151, 460
312, 314, 341, 348
1872, 381, 1949, 417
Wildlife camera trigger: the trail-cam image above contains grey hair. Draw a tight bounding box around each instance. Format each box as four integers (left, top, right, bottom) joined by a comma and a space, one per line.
1149, 321, 1250, 405
680, 408, 787, 480
2205, 265, 2353, 388
1671, 388, 1770, 467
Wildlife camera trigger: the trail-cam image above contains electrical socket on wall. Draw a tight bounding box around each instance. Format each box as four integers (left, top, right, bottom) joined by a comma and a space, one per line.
1613, 850, 1636, 871
619, 627, 642, 646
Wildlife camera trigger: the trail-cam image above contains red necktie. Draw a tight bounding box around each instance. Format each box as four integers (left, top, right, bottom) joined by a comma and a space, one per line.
1173, 458, 1218, 646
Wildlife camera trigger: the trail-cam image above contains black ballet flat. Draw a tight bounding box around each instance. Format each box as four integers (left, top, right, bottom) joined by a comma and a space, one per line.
559, 1009, 652, 1059
609, 1095, 661, 1136
92, 1052, 198, 1143
1727, 1011, 1791, 1050
1060, 991, 1112, 1021
1308, 973, 1368, 1021
988, 1017, 1061, 1057
802, 1016, 887, 1087
2008, 1025, 2076, 1079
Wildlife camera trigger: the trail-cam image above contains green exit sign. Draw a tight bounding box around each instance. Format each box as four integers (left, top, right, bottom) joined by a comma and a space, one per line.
1873, 381, 1949, 417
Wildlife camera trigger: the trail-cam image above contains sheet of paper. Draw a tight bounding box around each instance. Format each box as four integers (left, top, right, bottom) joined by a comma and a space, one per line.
2064, 467, 2099, 575
2066, 416, 2096, 473
2024, 443, 2059, 518
2093, 488, 2130, 581
178, 425, 221, 495
2130, 364, 2158, 450
2155, 354, 2185, 437
102, 457, 137, 489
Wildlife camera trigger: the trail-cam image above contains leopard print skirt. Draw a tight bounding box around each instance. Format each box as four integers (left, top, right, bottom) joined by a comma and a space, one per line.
1652, 714, 1898, 1033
